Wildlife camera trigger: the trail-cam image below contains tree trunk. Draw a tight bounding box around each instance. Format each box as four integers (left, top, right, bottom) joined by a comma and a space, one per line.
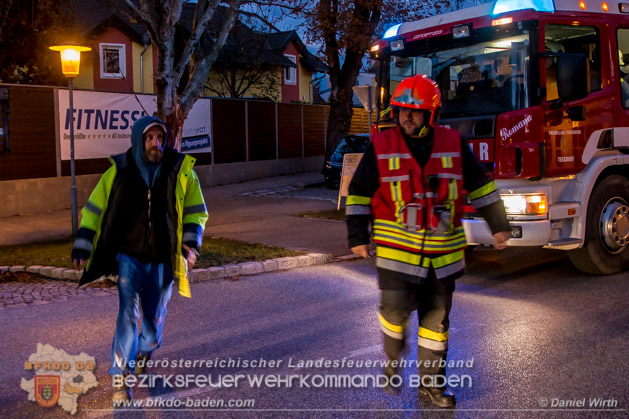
164, 103, 185, 151
325, 89, 355, 160
324, 51, 363, 161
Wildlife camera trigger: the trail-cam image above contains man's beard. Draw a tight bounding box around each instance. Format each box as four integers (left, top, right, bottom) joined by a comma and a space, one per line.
145, 148, 163, 162
399, 121, 421, 137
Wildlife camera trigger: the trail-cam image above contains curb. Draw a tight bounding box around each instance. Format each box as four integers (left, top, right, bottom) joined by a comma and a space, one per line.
0, 253, 334, 284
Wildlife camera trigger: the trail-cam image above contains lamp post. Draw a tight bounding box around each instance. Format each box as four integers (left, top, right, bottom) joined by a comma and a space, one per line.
49, 43, 91, 235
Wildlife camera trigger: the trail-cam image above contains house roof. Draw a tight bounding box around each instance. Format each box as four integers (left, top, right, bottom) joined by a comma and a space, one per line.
72, 0, 146, 43
266, 31, 328, 73
69, 1, 327, 73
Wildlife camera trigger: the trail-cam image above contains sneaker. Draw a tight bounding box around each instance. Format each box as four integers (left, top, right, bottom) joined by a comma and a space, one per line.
134, 351, 152, 375
112, 377, 133, 406
418, 384, 456, 408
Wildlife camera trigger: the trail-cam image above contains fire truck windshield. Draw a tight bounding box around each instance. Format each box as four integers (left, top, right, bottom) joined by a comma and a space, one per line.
388, 28, 531, 118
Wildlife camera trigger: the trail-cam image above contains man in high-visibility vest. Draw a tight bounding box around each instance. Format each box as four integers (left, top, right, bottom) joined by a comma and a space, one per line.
71, 115, 207, 405
346, 75, 510, 408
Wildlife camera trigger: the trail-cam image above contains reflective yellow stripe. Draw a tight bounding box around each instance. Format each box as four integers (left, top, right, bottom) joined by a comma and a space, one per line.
373, 230, 467, 251
468, 180, 497, 200
441, 156, 453, 168
374, 226, 466, 242
374, 232, 467, 246
374, 220, 466, 241
419, 327, 449, 342
377, 246, 464, 269
388, 157, 400, 170
378, 313, 405, 333
377, 246, 431, 267
347, 195, 372, 206
430, 250, 464, 268
389, 182, 404, 222
448, 179, 457, 200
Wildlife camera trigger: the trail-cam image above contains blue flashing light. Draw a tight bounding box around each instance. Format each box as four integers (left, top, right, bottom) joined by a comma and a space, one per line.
384, 24, 402, 39
491, 0, 555, 15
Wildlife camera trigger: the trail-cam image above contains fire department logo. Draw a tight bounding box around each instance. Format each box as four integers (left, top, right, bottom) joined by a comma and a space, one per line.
21, 343, 98, 414
34, 375, 60, 408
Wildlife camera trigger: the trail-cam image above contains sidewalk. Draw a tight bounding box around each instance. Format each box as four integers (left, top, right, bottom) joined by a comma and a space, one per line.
0, 173, 351, 256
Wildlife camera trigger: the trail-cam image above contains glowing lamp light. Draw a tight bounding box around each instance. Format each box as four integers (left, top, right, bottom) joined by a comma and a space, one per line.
501, 194, 548, 215
48, 42, 91, 235
580, 1, 586, 9
49, 44, 91, 78
491, 0, 555, 15
602, 1, 608, 11
384, 24, 402, 39
492, 17, 514, 26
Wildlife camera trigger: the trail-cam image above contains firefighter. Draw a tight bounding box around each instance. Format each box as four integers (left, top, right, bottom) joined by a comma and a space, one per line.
346, 74, 511, 408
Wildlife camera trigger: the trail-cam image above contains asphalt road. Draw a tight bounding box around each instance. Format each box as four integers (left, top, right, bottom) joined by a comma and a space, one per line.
1, 246, 628, 418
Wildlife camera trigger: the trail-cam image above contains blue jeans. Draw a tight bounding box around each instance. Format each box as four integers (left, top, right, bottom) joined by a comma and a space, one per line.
109, 253, 173, 375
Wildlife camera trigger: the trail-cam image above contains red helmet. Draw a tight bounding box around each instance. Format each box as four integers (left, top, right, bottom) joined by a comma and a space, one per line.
390, 75, 441, 126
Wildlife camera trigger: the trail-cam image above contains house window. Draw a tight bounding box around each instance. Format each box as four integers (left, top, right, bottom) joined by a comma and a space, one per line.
100, 43, 126, 79
284, 54, 297, 85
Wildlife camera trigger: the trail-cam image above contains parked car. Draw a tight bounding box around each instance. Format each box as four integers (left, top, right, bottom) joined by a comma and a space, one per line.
322, 134, 370, 189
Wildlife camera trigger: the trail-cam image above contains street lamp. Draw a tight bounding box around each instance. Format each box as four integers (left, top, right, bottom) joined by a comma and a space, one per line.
49, 42, 91, 235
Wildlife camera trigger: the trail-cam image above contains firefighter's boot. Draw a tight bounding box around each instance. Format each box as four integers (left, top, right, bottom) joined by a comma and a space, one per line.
418, 384, 456, 408
381, 357, 400, 395
381, 333, 405, 395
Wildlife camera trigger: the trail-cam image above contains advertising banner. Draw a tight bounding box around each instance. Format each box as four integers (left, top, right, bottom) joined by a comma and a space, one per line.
56, 90, 211, 160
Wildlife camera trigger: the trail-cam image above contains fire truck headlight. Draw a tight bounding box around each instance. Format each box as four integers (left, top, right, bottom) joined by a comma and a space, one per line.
501, 193, 547, 215
390, 39, 405, 51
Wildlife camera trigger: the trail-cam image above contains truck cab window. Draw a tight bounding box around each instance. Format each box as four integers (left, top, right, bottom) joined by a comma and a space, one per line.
544, 25, 601, 101
617, 28, 629, 108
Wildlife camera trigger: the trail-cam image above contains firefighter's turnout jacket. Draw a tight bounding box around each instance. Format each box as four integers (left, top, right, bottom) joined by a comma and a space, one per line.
347, 125, 509, 282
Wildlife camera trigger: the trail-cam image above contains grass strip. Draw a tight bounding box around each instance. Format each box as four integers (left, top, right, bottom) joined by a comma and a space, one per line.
296, 209, 346, 221
0, 236, 303, 270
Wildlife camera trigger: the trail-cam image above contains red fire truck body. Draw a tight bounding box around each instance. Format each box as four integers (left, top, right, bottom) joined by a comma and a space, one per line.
370, 0, 629, 274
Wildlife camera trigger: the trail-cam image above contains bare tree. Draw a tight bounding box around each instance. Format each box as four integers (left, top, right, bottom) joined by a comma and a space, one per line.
204, 26, 280, 100
304, 0, 452, 157
114, 0, 308, 149
113, 0, 241, 149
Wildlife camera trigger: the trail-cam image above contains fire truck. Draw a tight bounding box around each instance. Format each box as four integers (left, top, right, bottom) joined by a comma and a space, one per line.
369, 0, 629, 274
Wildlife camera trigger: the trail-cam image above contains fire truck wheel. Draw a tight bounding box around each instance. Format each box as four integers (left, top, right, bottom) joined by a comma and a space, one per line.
568, 175, 629, 275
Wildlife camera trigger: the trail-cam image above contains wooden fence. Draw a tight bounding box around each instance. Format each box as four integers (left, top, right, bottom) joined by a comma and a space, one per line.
0, 84, 372, 181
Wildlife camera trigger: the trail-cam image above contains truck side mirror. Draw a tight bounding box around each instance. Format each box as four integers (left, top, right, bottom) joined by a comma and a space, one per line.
557, 53, 590, 101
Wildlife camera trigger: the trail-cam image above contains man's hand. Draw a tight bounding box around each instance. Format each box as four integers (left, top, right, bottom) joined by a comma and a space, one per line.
351, 244, 373, 258
72, 259, 85, 270
493, 231, 511, 250
182, 245, 199, 270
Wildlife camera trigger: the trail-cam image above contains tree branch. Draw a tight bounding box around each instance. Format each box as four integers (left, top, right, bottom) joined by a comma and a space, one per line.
173, 0, 221, 83
180, 0, 242, 114
113, 0, 160, 46
237, 9, 280, 32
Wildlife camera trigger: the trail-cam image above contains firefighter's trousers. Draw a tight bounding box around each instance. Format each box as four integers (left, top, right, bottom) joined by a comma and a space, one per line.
379, 270, 455, 379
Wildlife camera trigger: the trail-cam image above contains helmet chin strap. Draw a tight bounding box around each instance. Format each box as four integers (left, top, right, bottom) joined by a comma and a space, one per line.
408, 125, 430, 139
